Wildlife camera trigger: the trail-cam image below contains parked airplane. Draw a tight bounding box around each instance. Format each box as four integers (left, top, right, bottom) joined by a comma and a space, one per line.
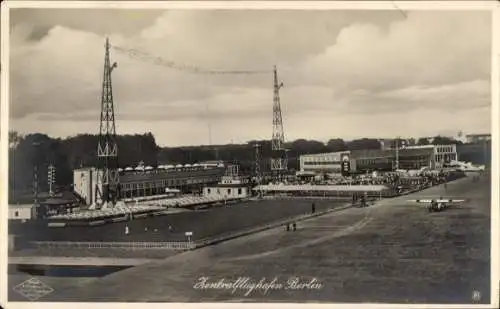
407, 198, 466, 212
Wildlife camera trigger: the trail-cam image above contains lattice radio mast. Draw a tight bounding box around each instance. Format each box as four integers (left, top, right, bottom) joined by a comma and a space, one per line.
254, 143, 262, 180
254, 143, 263, 197
270, 65, 288, 182
95, 38, 120, 209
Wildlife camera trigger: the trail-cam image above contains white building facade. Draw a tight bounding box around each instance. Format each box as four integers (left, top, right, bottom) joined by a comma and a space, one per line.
299, 144, 458, 174
73, 168, 102, 205
299, 152, 356, 174
9, 204, 35, 220
202, 165, 251, 199
202, 185, 250, 199
404, 145, 458, 168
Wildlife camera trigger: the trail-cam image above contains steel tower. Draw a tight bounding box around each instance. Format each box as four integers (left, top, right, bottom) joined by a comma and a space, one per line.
270, 65, 287, 182
254, 143, 262, 180
254, 143, 263, 196
95, 38, 119, 209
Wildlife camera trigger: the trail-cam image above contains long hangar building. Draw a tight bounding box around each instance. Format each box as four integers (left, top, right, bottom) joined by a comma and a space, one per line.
74, 162, 225, 205
299, 144, 458, 175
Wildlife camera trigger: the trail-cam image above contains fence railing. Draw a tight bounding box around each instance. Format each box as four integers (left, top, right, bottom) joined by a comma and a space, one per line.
31, 241, 196, 250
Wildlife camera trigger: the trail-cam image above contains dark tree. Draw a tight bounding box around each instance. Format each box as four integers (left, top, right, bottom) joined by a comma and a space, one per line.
432, 136, 458, 145
8, 132, 162, 203
326, 138, 348, 152
347, 138, 381, 151
417, 138, 430, 145
289, 139, 327, 155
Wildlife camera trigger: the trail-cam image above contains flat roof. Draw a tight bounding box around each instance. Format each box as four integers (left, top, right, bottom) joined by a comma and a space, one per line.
207, 184, 250, 188
120, 168, 224, 183
466, 134, 491, 137
301, 151, 350, 158
300, 147, 438, 160
254, 184, 390, 192
9, 204, 34, 209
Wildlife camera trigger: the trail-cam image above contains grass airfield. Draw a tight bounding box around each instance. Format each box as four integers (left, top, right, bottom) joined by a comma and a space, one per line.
27, 173, 492, 303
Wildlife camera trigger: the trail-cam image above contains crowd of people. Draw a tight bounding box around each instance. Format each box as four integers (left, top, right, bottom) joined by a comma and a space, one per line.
268, 168, 466, 198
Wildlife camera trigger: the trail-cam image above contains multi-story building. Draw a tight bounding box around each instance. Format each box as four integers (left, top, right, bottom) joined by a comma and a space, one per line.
202, 165, 252, 199
299, 152, 355, 174
299, 144, 458, 174
74, 164, 226, 205
465, 134, 491, 143
405, 145, 458, 167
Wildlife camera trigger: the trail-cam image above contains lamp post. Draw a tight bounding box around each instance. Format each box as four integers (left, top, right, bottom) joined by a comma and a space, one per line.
395, 137, 399, 171
48, 164, 55, 196
32, 141, 42, 219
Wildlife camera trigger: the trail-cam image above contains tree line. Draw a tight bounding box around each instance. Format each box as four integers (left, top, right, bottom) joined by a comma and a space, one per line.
9, 131, 485, 202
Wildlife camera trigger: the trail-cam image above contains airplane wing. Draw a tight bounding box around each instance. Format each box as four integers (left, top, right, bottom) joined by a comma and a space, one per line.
407, 199, 433, 203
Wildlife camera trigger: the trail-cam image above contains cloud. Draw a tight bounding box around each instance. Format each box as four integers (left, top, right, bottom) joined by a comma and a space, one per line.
9, 9, 491, 146
375, 79, 490, 109
299, 11, 490, 89
10, 9, 165, 38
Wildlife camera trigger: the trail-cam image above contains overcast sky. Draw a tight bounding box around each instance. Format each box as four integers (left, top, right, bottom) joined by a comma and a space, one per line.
9, 9, 492, 147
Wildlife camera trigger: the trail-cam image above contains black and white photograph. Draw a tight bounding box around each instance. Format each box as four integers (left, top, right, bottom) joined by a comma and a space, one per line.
1, 1, 498, 306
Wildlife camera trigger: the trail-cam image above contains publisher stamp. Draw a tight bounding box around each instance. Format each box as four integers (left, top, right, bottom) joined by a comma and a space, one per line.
13, 278, 54, 301
193, 276, 323, 296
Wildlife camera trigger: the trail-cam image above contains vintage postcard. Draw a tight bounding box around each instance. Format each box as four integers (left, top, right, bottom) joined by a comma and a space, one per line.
1, 1, 499, 308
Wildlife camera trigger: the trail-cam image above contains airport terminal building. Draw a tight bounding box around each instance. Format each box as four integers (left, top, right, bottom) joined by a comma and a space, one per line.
74, 163, 225, 205
299, 144, 457, 175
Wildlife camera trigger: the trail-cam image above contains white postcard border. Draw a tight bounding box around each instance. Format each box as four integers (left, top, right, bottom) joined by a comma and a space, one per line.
1, 1, 499, 309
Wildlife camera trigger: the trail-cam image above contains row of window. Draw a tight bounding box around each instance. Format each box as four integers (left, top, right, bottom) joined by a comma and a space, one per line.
357, 157, 390, 166
303, 168, 341, 172
206, 188, 244, 195
303, 154, 435, 167
436, 146, 455, 153
357, 155, 431, 165
435, 154, 456, 162
121, 176, 219, 190
303, 161, 342, 165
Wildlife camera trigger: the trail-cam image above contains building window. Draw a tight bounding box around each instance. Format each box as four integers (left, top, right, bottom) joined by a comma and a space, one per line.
227, 189, 231, 194
238, 188, 242, 195
207, 188, 211, 194
15, 211, 19, 217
